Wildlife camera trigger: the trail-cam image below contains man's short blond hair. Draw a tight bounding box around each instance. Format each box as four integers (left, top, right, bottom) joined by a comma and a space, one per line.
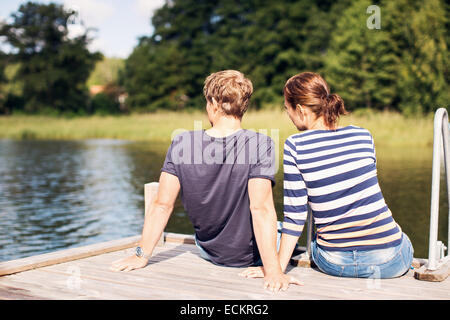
203, 70, 253, 119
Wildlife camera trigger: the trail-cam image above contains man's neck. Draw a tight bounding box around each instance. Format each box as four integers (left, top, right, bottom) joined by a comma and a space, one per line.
206, 116, 242, 138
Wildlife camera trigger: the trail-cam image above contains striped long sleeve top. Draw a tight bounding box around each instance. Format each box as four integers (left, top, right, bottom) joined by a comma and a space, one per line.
281, 125, 403, 251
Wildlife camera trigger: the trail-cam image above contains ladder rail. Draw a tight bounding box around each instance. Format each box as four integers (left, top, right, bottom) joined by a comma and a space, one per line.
427, 108, 450, 270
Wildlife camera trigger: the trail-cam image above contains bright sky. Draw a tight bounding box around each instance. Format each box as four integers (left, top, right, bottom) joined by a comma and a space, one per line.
0, 0, 166, 58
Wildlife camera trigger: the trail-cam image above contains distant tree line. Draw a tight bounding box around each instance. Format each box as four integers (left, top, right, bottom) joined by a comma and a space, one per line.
0, 0, 448, 115
122, 0, 449, 115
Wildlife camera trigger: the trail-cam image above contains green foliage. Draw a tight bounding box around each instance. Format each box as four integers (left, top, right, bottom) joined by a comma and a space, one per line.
0, 1, 102, 115
91, 92, 120, 115
0, 0, 448, 115
122, 0, 448, 115
122, 0, 353, 111
383, 0, 449, 114
87, 57, 125, 87
324, 0, 398, 111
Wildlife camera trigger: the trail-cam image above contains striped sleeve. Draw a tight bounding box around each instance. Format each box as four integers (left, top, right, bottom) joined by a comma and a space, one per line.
368, 132, 376, 163
281, 137, 308, 237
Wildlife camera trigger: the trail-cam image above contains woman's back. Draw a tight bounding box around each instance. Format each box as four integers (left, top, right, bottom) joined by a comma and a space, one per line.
282, 125, 403, 251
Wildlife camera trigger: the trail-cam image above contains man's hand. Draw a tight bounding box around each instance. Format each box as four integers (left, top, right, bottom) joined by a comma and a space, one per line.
239, 266, 304, 292
239, 266, 265, 278
110, 255, 148, 272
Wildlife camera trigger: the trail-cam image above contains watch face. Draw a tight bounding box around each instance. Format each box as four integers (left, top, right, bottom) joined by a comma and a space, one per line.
136, 246, 143, 257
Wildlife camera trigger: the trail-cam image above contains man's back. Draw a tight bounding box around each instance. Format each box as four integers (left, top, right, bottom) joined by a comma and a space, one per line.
161, 129, 275, 267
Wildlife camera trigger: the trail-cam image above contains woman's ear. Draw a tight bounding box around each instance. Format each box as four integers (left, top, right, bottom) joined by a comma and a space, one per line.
296, 104, 305, 120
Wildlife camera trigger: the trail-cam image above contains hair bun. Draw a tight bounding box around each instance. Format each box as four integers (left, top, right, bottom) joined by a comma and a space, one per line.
324, 93, 347, 126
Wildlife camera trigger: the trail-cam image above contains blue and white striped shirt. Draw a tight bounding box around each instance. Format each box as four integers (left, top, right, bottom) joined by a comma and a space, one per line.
281, 125, 403, 251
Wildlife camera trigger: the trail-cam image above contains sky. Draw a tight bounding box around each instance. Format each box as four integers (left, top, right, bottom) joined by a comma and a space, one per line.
0, 0, 166, 58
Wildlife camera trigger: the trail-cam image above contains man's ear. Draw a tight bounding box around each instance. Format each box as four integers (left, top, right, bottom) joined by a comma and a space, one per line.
211, 97, 220, 113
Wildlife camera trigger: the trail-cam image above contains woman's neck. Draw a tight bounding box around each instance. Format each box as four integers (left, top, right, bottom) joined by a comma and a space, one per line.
307, 117, 336, 131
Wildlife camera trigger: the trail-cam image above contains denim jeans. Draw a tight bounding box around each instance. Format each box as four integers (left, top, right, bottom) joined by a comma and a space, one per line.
194, 221, 284, 267
310, 232, 414, 278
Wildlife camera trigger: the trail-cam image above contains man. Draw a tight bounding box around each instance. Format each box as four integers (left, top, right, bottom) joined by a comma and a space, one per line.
111, 70, 301, 292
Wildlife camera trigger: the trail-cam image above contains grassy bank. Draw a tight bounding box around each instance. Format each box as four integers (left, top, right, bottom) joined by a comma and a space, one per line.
0, 109, 435, 148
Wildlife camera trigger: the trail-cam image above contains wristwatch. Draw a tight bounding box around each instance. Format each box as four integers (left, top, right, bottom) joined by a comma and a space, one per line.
135, 246, 151, 260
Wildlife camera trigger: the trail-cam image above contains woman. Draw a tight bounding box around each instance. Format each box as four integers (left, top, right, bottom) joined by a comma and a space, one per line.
241, 72, 414, 280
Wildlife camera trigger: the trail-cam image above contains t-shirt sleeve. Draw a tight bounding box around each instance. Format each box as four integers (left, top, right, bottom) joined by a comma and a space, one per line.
248, 135, 276, 186
281, 137, 307, 238
161, 139, 178, 177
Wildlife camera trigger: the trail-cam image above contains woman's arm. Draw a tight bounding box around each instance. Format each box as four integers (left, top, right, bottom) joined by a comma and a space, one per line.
278, 233, 301, 273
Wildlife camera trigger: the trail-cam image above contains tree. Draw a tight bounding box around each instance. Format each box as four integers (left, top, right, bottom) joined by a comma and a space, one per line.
323, 0, 398, 111
122, 0, 448, 114
0, 2, 102, 114
383, 0, 449, 114
122, 0, 353, 111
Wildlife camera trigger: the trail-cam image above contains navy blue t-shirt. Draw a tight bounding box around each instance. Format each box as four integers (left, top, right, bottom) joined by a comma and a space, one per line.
161, 129, 276, 267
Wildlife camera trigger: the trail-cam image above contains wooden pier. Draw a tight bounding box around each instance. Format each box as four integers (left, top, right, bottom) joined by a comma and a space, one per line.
0, 232, 449, 300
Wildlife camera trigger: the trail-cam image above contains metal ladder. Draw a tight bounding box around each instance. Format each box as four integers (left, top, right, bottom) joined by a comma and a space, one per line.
427, 107, 450, 270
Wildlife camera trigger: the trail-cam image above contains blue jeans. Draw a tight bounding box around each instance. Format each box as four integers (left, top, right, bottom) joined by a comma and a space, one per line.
310, 232, 414, 278
194, 221, 284, 267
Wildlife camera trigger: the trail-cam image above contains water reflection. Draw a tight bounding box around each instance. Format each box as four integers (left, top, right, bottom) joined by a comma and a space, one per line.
0, 139, 168, 261
0, 139, 448, 261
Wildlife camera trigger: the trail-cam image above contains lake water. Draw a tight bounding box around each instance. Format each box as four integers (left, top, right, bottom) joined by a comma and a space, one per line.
0, 139, 448, 261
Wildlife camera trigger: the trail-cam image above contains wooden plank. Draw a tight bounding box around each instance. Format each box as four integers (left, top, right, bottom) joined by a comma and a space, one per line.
2, 247, 448, 300
0, 243, 322, 300
0, 269, 175, 300
0, 235, 140, 277
37, 264, 280, 300
290, 250, 313, 268
65, 243, 450, 298
112, 260, 422, 300
164, 232, 195, 245
0, 277, 92, 300
287, 268, 450, 299
33, 254, 330, 300
0, 233, 195, 277
2, 236, 449, 300
412, 258, 427, 269
414, 259, 450, 282
34, 244, 449, 300
37, 255, 305, 299
0, 284, 48, 300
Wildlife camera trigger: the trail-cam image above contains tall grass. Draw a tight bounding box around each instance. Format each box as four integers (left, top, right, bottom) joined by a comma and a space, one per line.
0, 109, 435, 149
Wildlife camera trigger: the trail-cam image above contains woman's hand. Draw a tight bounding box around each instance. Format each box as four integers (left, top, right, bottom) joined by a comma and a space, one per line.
110, 255, 148, 272
263, 272, 303, 292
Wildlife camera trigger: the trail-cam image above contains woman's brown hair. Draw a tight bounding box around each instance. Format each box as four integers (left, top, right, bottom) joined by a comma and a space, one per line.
283, 72, 348, 128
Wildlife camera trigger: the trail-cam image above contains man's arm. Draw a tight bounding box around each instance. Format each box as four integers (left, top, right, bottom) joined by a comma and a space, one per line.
111, 172, 180, 272
247, 178, 302, 292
